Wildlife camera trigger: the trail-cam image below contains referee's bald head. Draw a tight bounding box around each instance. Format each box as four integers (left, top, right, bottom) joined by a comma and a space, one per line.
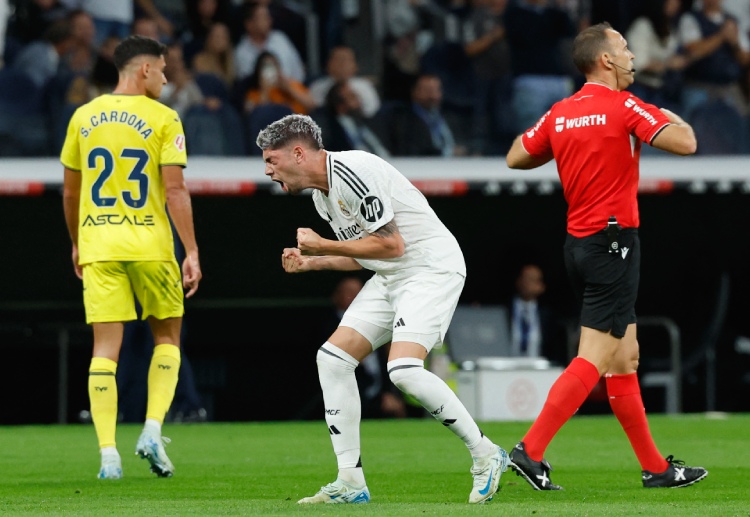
572, 22, 614, 75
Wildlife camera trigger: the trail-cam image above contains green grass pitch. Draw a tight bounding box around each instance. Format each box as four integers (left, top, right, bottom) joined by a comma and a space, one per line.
0, 414, 748, 515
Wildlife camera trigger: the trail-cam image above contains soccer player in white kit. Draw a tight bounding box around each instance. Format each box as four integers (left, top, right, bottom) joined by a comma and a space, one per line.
256, 114, 509, 505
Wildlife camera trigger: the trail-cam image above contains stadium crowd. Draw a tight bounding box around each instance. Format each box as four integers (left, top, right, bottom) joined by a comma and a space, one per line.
1, 0, 749, 158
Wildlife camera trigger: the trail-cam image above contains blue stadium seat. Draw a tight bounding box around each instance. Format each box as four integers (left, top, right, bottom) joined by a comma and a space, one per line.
193, 73, 231, 102
2, 36, 25, 69
0, 68, 50, 156
182, 104, 246, 156
42, 72, 81, 154
0, 68, 44, 115
691, 100, 748, 155
244, 103, 293, 155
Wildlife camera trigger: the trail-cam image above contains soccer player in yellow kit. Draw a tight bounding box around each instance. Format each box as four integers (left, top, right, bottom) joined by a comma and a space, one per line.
61, 35, 201, 480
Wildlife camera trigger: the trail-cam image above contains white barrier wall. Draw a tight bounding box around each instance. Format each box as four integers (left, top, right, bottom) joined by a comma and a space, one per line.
1, 156, 749, 196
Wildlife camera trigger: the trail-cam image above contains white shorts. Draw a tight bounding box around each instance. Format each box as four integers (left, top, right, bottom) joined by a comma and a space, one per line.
339, 270, 465, 353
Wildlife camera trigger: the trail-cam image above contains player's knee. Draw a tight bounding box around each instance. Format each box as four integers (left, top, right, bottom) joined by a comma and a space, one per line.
387, 357, 424, 392
608, 353, 639, 375
316, 342, 358, 372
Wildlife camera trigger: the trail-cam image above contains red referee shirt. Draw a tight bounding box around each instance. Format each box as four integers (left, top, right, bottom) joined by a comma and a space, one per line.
521, 82, 670, 237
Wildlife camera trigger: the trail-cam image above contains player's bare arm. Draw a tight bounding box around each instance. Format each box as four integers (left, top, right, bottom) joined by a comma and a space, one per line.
281, 248, 361, 273
650, 109, 697, 156
506, 135, 554, 170
62, 167, 83, 279
296, 220, 405, 259
163, 164, 202, 297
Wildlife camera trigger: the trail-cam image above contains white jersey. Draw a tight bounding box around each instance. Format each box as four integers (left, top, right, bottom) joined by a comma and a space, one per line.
312, 151, 466, 277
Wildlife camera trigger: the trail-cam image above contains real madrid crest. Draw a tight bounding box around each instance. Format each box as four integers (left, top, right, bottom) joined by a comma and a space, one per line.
338, 199, 351, 217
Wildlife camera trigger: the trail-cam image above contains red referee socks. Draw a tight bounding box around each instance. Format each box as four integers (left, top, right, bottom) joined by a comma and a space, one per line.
523, 357, 600, 462
606, 373, 669, 473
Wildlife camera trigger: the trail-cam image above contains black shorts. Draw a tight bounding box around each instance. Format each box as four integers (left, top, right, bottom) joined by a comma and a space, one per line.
563, 228, 640, 338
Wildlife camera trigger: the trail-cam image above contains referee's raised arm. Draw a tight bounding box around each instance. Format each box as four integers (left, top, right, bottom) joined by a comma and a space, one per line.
650, 108, 697, 155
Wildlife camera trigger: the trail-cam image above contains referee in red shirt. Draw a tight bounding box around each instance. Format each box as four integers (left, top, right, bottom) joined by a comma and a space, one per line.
505, 22, 708, 490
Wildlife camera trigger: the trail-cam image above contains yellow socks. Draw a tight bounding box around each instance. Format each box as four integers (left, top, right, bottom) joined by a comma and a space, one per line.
88, 357, 118, 449
146, 344, 181, 424
89, 344, 180, 449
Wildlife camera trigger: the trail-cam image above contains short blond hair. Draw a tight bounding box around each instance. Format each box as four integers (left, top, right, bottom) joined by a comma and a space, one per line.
256, 114, 323, 151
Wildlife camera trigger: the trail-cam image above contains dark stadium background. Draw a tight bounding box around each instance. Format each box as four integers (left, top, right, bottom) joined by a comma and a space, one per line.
1, 188, 749, 424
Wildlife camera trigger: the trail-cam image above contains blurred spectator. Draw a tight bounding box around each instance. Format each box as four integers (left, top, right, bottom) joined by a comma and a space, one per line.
11, 17, 72, 87
64, 8, 96, 74
382, 32, 421, 103
504, 0, 577, 134
389, 74, 461, 156
0, 0, 10, 67
625, 0, 688, 110
263, 0, 308, 66
159, 41, 205, 118
310, 78, 391, 157
131, 15, 162, 41
557, 0, 591, 31
418, 40, 475, 154
60, 0, 133, 48
242, 50, 314, 115
678, 0, 750, 123
186, 0, 231, 41
134, 0, 188, 40
44, 31, 117, 150
131, 14, 174, 45
6, 0, 69, 46
554, 0, 592, 81
507, 263, 566, 365
234, 2, 305, 82
180, 51, 246, 156
722, 0, 750, 32
0, 67, 50, 156
384, 0, 436, 53
183, 0, 232, 65
191, 22, 236, 88
308, 45, 381, 118
721, 0, 750, 103
227, 0, 308, 56
170, 26, 246, 157
462, 0, 513, 155
588, 0, 635, 33
311, 0, 344, 70
88, 35, 119, 95
381, 0, 430, 103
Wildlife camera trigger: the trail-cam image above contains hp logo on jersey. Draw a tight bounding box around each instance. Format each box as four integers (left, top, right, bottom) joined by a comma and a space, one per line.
360, 196, 384, 222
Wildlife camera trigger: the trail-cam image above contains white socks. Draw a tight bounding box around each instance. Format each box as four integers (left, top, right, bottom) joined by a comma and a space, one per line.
144, 418, 161, 435
316, 342, 496, 490
387, 357, 495, 457
316, 342, 366, 487
100, 446, 119, 459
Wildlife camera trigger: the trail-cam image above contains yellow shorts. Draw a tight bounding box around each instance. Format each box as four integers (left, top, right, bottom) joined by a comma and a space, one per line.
82, 261, 184, 324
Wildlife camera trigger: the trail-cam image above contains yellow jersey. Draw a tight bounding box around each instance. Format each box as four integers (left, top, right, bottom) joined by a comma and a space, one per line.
60, 94, 187, 264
